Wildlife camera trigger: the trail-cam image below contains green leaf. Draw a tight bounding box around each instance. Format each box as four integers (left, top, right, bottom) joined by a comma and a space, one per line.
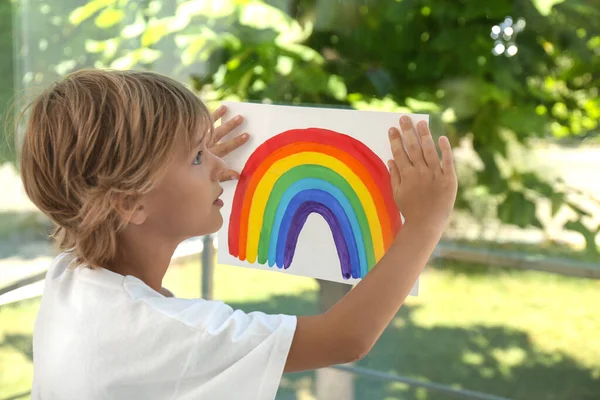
95, 8, 124, 28
327, 75, 347, 101
275, 56, 293, 76
551, 121, 571, 138
220, 32, 242, 51
492, 69, 524, 96
70, 0, 115, 26
441, 78, 487, 119
181, 36, 208, 66
472, 107, 505, 157
531, 216, 544, 229
251, 79, 267, 92
500, 107, 548, 137
239, 2, 290, 33
85, 39, 105, 53
177, 0, 236, 18
477, 162, 507, 195
227, 57, 241, 71
521, 172, 555, 197
550, 192, 565, 216
175, 29, 217, 48
168, 11, 191, 32
121, 12, 146, 38
349, 95, 412, 113
565, 218, 600, 255
110, 52, 138, 69
278, 42, 324, 63
566, 201, 593, 218
141, 19, 170, 47
533, 0, 567, 16
54, 59, 76, 76
480, 83, 511, 107
175, 27, 220, 66
137, 48, 162, 64
461, 2, 512, 20
405, 98, 440, 112
103, 38, 120, 59
565, 220, 591, 235
497, 190, 539, 228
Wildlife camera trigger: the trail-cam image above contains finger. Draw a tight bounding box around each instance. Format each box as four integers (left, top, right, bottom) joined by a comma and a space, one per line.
438, 136, 455, 175
220, 169, 240, 182
211, 132, 250, 158
213, 115, 244, 143
388, 127, 411, 174
417, 121, 441, 170
387, 159, 401, 185
211, 105, 227, 123
399, 116, 426, 166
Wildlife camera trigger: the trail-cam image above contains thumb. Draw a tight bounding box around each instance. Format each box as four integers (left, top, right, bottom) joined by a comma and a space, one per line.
220, 169, 240, 182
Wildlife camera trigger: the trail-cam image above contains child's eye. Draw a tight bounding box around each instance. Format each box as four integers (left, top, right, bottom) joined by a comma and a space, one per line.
193, 151, 203, 165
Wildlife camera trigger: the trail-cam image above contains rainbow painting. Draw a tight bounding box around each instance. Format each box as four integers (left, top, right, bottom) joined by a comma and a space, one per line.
227, 127, 402, 280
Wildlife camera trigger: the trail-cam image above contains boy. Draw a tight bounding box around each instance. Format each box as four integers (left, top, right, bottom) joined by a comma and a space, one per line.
20, 69, 457, 399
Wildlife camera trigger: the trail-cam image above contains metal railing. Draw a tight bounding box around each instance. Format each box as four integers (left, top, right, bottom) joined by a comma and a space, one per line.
330, 365, 514, 400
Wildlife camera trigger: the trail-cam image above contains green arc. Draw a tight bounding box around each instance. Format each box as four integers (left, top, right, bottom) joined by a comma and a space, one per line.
257, 164, 375, 268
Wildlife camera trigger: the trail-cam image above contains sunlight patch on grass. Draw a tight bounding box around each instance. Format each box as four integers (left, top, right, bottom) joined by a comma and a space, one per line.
404, 265, 600, 371
491, 347, 527, 368
462, 351, 485, 366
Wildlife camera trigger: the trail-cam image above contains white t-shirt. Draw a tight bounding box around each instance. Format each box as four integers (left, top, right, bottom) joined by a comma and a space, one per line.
31, 252, 297, 400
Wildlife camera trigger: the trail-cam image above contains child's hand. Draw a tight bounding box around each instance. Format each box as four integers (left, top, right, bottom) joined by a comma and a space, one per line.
209, 105, 250, 181
388, 116, 457, 232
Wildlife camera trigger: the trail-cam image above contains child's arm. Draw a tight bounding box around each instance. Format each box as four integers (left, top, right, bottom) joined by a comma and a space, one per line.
284, 117, 457, 372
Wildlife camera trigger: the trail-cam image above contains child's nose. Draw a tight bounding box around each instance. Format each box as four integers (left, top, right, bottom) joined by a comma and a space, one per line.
209, 151, 228, 181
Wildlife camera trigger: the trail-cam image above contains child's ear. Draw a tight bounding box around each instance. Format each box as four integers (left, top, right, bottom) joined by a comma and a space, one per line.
127, 204, 148, 225
110, 193, 148, 226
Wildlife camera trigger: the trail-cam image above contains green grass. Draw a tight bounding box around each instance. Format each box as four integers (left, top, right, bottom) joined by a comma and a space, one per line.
1, 259, 599, 400
0, 298, 37, 400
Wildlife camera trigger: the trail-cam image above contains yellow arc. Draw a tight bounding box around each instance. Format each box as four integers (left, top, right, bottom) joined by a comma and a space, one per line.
246, 152, 385, 263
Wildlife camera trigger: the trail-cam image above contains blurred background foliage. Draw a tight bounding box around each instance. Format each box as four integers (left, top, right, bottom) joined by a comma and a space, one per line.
3, 0, 598, 254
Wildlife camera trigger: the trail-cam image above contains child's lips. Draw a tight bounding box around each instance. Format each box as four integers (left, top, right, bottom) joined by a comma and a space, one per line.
214, 188, 224, 207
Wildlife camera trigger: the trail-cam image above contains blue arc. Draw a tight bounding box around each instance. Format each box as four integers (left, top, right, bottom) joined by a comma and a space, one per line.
275, 190, 360, 278
269, 180, 366, 278
284, 201, 353, 279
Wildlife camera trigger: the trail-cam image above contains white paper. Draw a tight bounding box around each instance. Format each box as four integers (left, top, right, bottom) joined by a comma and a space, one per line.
216, 102, 423, 296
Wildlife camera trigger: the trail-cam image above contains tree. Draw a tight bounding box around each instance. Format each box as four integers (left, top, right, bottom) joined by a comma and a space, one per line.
294, 0, 600, 253
62, 0, 599, 254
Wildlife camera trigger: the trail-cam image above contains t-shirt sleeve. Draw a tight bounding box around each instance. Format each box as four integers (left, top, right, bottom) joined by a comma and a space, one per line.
175, 300, 297, 400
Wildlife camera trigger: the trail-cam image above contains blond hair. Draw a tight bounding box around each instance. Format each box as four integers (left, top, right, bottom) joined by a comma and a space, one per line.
19, 69, 213, 268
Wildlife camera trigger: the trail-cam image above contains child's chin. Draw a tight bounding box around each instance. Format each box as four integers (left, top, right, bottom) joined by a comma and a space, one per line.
192, 214, 223, 238
209, 214, 224, 233
214, 219, 224, 232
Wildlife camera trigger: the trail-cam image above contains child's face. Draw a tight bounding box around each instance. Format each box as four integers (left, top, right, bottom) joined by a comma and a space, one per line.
139, 128, 227, 241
